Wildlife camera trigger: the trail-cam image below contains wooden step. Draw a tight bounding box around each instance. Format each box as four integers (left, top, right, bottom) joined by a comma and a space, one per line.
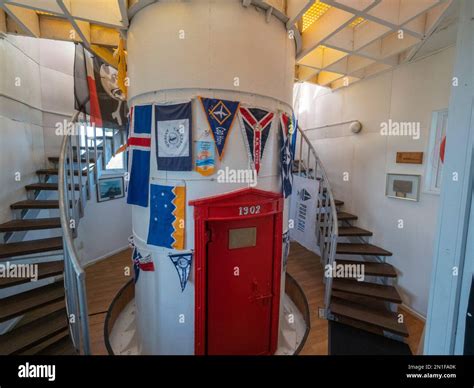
36, 168, 88, 176
0, 281, 64, 323
337, 212, 358, 221
0, 237, 63, 260
332, 278, 402, 303
38, 334, 76, 355
0, 218, 61, 233
0, 308, 68, 355
319, 199, 344, 207
25, 183, 80, 191
11, 200, 59, 210
337, 226, 373, 237
17, 329, 69, 355
336, 259, 397, 278
330, 297, 408, 337
48, 156, 96, 164
0, 261, 64, 288
15, 299, 66, 330
336, 243, 392, 256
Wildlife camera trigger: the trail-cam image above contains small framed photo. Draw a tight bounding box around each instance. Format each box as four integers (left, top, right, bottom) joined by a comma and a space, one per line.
386, 173, 421, 202
97, 176, 125, 202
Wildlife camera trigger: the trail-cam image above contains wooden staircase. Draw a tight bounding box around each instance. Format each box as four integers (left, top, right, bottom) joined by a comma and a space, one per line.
0, 155, 94, 355
324, 200, 409, 339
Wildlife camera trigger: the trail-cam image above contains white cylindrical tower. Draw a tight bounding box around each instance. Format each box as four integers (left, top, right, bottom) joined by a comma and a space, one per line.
127, 0, 296, 355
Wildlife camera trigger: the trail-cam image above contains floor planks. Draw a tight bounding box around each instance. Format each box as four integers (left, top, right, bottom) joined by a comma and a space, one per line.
85, 242, 425, 355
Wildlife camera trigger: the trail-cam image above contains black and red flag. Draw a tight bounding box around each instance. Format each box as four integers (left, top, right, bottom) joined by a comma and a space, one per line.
74, 44, 127, 129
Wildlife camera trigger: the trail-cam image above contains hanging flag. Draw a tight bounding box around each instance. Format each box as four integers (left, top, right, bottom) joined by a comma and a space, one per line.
282, 231, 290, 268
74, 44, 127, 129
127, 105, 152, 207
199, 97, 239, 160
280, 113, 293, 199
147, 183, 186, 250
195, 141, 216, 176
116, 37, 128, 98
239, 107, 274, 174
155, 102, 192, 171
290, 113, 298, 160
168, 252, 193, 292
131, 247, 141, 284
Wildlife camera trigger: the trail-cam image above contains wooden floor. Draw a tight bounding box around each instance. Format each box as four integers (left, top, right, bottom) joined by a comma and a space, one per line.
287, 242, 425, 355
85, 242, 424, 355
85, 248, 132, 355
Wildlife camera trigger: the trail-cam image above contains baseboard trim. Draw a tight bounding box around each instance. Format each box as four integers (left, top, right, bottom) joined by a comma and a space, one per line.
400, 303, 426, 322
83, 245, 130, 269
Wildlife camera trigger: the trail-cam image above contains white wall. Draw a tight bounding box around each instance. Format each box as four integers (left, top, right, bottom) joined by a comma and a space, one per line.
295, 46, 455, 316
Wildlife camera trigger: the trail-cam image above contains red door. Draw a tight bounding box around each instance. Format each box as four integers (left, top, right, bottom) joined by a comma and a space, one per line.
206, 215, 275, 355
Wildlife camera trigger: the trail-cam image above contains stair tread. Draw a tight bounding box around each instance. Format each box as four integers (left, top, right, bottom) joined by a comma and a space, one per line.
336, 243, 392, 256
11, 200, 59, 210
337, 226, 373, 237
335, 259, 397, 277
0, 261, 64, 288
36, 168, 88, 176
48, 156, 96, 163
0, 281, 64, 322
38, 334, 76, 355
331, 297, 408, 337
0, 218, 61, 233
15, 299, 66, 329
337, 211, 358, 221
17, 329, 70, 355
332, 278, 402, 303
0, 309, 68, 355
0, 237, 63, 260
25, 183, 80, 191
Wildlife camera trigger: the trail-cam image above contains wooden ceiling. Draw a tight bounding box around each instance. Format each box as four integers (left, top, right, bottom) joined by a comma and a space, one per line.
0, 0, 454, 88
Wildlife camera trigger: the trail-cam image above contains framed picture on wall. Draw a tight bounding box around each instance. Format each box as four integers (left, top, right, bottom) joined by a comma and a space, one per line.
97, 176, 125, 203
386, 173, 421, 202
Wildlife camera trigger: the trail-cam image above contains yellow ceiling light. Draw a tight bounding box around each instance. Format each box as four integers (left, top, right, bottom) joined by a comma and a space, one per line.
302, 1, 331, 32
349, 17, 366, 28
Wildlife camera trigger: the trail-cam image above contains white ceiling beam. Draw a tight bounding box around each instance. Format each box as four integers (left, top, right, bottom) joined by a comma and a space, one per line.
286, 0, 313, 28
3, 0, 64, 16
56, 0, 91, 47
117, 0, 129, 27
298, 7, 356, 60
2, 2, 40, 36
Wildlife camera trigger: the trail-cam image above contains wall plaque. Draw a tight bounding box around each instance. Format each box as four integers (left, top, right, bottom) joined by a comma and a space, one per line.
396, 152, 423, 164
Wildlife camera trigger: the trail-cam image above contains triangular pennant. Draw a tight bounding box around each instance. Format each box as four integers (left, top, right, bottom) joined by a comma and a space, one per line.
199, 97, 240, 160
280, 113, 293, 199
239, 107, 274, 174
169, 253, 193, 292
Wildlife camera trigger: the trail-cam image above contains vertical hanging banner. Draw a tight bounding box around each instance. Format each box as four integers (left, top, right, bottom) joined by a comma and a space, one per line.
74, 44, 127, 129
280, 113, 293, 199
168, 252, 193, 292
147, 183, 186, 250
195, 141, 216, 176
290, 113, 298, 161
239, 107, 274, 174
155, 102, 192, 171
199, 97, 240, 160
127, 105, 152, 207
282, 231, 290, 268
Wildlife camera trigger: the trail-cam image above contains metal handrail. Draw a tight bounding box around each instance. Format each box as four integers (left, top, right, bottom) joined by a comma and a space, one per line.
58, 111, 91, 355
296, 126, 338, 316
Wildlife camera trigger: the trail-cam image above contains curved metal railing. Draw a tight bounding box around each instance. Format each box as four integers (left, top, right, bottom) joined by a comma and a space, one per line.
58, 111, 91, 355
295, 126, 338, 316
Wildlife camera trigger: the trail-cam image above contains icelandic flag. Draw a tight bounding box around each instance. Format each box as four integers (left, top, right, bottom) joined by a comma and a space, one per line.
239, 107, 274, 174
147, 184, 186, 250
155, 102, 192, 171
280, 113, 293, 199
200, 97, 239, 160
168, 252, 193, 292
127, 105, 152, 207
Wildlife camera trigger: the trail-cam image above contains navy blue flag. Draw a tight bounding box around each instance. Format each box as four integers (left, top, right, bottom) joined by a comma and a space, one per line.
283, 231, 290, 268
280, 113, 293, 199
291, 113, 298, 160
169, 252, 193, 292
199, 97, 239, 160
155, 102, 192, 171
127, 105, 152, 207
